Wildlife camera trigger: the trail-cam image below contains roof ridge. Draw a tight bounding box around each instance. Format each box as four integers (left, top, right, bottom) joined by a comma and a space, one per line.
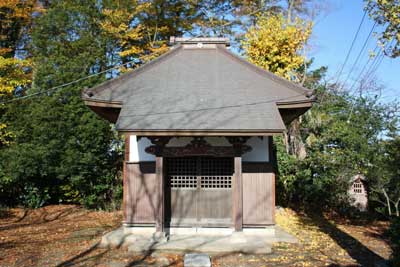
216, 45, 313, 96
83, 45, 183, 97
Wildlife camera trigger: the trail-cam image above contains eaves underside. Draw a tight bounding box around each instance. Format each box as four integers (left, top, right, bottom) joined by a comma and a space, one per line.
117, 129, 285, 136
84, 96, 314, 110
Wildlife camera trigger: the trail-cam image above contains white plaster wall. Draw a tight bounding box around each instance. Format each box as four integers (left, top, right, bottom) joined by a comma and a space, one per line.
129, 135, 155, 162
242, 137, 269, 162
129, 136, 269, 162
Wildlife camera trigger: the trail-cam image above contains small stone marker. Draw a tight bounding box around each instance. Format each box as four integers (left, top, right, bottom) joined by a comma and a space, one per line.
184, 253, 211, 267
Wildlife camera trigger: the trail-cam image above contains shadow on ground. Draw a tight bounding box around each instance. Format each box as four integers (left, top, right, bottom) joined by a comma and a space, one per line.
304, 212, 388, 267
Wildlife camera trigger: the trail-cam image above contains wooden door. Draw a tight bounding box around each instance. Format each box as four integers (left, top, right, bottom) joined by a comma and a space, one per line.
165, 157, 233, 227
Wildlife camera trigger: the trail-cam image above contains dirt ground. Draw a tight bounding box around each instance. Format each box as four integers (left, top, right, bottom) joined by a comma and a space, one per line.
0, 205, 392, 267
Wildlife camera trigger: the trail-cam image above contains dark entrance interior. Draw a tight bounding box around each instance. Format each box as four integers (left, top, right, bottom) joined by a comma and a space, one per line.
165, 157, 234, 227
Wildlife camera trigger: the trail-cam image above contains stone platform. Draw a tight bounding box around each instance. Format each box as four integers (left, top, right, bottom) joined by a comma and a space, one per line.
100, 226, 297, 254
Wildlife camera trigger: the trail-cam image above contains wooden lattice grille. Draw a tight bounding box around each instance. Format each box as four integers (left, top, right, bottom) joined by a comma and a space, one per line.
166, 157, 233, 189
167, 158, 197, 189
200, 157, 232, 189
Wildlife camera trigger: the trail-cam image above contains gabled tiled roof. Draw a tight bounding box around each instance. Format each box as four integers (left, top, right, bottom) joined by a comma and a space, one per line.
83, 44, 313, 133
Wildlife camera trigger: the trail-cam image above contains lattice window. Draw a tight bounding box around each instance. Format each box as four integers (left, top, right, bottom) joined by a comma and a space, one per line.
170, 175, 197, 189
166, 158, 197, 176
353, 182, 363, 194
200, 157, 233, 189
166, 157, 233, 189
201, 176, 231, 188
200, 157, 233, 176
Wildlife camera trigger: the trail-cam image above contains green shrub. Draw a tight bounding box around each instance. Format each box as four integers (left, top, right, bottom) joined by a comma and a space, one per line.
21, 184, 51, 209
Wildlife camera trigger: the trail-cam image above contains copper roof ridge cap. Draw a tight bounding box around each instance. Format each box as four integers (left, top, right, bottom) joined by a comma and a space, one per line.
170, 36, 230, 46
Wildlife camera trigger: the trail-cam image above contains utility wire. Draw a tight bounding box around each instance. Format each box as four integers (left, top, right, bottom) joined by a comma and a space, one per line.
0, 52, 159, 105
319, 12, 369, 106
341, 21, 377, 90
119, 93, 308, 118
346, 47, 387, 123
348, 44, 379, 92
1, 7, 263, 105
366, 51, 384, 78
334, 10, 367, 87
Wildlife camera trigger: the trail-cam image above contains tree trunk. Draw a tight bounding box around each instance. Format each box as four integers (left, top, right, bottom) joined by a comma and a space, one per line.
394, 198, 400, 217
287, 0, 294, 23
283, 131, 290, 154
383, 189, 392, 216
288, 117, 307, 159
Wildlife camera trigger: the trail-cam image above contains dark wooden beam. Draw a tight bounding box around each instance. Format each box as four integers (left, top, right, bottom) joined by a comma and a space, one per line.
233, 156, 243, 231
226, 137, 250, 231
119, 131, 283, 137
123, 134, 130, 224
155, 156, 164, 232
148, 137, 170, 233
268, 136, 277, 224
226, 137, 251, 156
145, 137, 251, 157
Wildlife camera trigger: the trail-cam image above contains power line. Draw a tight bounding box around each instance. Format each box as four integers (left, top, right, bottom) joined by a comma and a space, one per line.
364, 39, 397, 85
1, 7, 263, 105
319, 11, 368, 106
365, 51, 384, 79
341, 21, 377, 90
348, 45, 380, 92
346, 50, 386, 123
334, 10, 367, 87
0, 52, 159, 105
345, 39, 398, 123
119, 93, 308, 118
346, 39, 397, 122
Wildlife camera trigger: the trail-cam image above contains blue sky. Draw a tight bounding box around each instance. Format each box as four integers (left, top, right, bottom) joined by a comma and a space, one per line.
310, 0, 399, 101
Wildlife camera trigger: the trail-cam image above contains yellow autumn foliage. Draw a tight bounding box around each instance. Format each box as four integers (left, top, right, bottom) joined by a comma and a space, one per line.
0, 0, 41, 145
0, 122, 14, 146
242, 14, 312, 82
0, 0, 40, 96
275, 208, 356, 265
0, 56, 31, 96
100, 1, 168, 64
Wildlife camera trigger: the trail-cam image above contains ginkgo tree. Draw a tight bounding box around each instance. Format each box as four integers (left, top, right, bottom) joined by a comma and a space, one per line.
0, 0, 40, 146
242, 14, 312, 83
99, 0, 201, 69
100, 0, 168, 64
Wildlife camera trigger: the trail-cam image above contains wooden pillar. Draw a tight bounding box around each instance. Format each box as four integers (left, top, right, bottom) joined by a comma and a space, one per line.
269, 136, 276, 224
155, 156, 164, 232
227, 137, 250, 232
122, 134, 130, 223
233, 156, 243, 231
148, 137, 171, 233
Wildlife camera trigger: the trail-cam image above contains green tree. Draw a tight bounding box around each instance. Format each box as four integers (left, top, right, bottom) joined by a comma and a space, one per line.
0, 0, 122, 208
369, 135, 400, 217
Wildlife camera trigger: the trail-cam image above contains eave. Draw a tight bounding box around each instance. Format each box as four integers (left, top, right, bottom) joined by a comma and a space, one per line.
83, 98, 123, 108
118, 129, 285, 137
83, 97, 122, 123
277, 99, 314, 109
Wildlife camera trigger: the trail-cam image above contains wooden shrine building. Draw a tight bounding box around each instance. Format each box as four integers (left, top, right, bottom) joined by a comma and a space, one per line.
82, 37, 314, 233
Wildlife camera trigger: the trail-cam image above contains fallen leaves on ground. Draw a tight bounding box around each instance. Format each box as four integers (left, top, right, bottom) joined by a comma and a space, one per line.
0, 205, 392, 267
